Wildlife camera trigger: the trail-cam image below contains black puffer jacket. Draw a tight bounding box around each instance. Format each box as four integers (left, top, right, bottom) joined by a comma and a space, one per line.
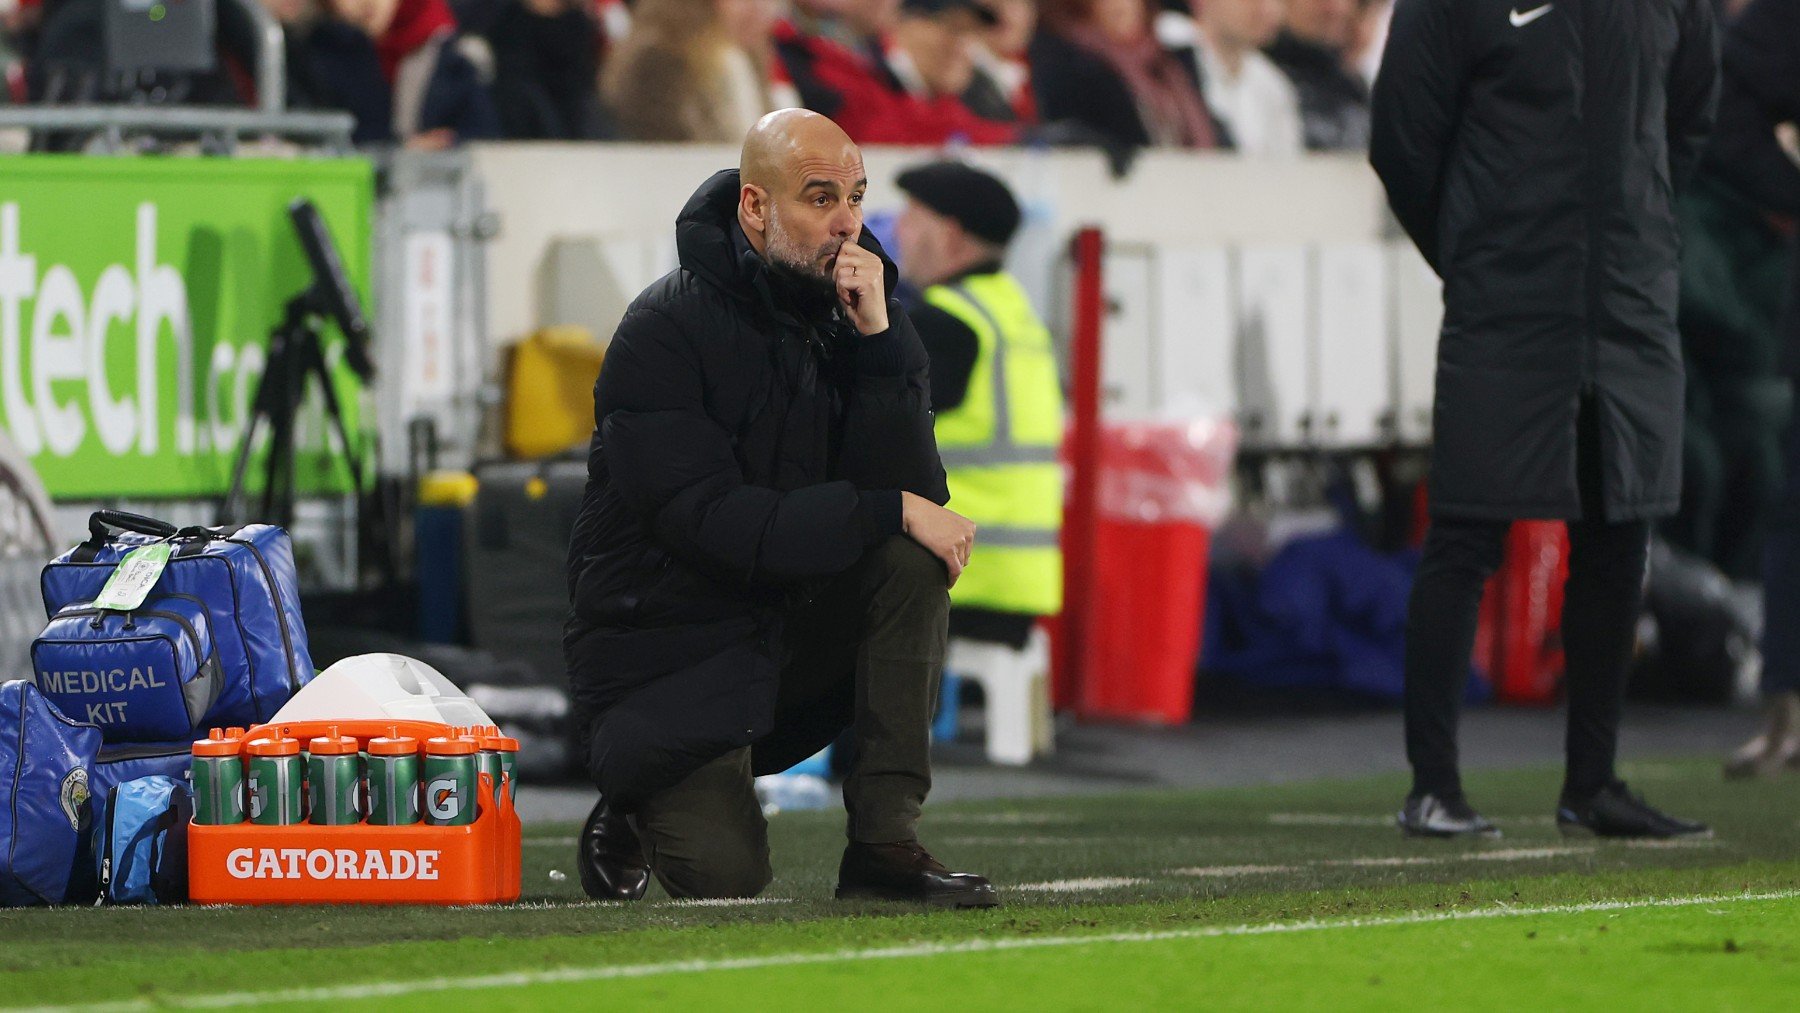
1371, 0, 1718, 521
564, 169, 946, 806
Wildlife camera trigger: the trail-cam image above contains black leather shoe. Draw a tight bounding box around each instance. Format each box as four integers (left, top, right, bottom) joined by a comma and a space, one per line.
1557, 781, 1712, 839
835, 841, 999, 908
1397, 793, 1502, 839
578, 796, 650, 901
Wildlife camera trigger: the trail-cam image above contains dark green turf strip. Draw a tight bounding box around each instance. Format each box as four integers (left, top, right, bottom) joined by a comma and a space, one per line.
0, 757, 1794, 1008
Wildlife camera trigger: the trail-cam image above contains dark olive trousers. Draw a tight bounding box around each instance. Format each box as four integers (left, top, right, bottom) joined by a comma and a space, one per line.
634, 536, 948, 899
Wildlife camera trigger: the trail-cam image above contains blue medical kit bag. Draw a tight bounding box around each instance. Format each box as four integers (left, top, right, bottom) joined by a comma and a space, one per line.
0, 680, 102, 906
32, 595, 221, 741
92, 775, 192, 905
41, 510, 314, 728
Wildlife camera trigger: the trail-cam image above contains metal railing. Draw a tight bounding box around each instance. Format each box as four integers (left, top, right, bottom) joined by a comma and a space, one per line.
0, 106, 355, 153
0, 0, 349, 152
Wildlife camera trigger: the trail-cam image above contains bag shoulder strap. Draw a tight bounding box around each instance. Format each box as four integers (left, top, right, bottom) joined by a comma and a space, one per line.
148, 787, 193, 906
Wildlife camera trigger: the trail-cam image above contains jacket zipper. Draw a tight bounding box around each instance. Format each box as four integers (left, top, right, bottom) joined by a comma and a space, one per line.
99, 795, 116, 899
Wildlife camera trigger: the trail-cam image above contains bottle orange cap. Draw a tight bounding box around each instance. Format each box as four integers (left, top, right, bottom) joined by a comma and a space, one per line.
368, 735, 419, 756
192, 734, 240, 757
425, 735, 477, 756
479, 732, 519, 752
369, 725, 420, 756
245, 736, 300, 757
309, 726, 358, 755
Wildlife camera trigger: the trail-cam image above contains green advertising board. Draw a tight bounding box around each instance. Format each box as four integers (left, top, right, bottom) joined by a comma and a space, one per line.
0, 155, 374, 500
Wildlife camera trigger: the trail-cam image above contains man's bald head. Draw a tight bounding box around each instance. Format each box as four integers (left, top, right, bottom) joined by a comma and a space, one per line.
740, 109, 860, 191
737, 109, 869, 293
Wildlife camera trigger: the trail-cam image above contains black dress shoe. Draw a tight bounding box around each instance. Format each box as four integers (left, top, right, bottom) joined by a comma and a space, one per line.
578, 796, 650, 901
835, 841, 999, 908
1557, 781, 1712, 839
1397, 793, 1502, 839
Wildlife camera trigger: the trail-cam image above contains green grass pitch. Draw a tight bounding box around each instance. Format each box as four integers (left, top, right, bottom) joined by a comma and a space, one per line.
2, 757, 1795, 1010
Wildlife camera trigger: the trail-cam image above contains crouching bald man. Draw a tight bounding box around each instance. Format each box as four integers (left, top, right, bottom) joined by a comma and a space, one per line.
564, 109, 998, 908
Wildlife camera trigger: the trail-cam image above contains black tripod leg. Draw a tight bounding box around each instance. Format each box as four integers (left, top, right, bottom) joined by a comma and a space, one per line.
306, 344, 366, 496
262, 410, 297, 527
220, 327, 296, 525
219, 409, 266, 525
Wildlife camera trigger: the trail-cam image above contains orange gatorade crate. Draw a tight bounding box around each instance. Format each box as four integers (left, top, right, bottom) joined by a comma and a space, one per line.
188, 719, 522, 906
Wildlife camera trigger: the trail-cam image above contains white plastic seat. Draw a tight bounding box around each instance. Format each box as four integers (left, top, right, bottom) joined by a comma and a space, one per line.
945, 626, 1054, 766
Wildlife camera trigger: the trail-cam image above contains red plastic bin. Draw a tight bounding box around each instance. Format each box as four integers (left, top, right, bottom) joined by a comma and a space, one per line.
1072, 420, 1235, 725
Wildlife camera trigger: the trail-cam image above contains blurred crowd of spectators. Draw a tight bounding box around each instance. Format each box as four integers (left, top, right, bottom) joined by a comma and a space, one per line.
0, 0, 1391, 155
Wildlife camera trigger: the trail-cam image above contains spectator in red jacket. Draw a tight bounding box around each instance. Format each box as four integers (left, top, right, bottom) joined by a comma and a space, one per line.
774, 0, 1017, 145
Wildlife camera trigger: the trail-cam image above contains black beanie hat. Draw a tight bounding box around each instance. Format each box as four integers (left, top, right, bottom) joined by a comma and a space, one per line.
895, 161, 1022, 248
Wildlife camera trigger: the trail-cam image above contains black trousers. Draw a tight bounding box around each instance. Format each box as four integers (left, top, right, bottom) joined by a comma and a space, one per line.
1405, 401, 1651, 804
1762, 379, 1800, 697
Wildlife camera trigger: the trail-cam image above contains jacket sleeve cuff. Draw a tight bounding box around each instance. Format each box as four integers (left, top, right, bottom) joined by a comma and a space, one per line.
853, 326, 908, 376
856, 489, 904, 544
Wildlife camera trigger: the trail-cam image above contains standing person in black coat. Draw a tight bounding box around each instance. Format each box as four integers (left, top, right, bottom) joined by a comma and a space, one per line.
567, 109, 998, 908
1371, 0, 1720, 838
1711, 0, 1800, 778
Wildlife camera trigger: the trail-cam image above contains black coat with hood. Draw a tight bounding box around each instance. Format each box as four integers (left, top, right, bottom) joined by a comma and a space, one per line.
564, 168, 948, 809
1703, 0, 1800, 373
1371, 0, 1718, 521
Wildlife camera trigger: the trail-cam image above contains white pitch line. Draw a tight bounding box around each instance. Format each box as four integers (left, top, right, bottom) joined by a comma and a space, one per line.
1267, 814, 1395, 827
1269, 813, 1559, 828
1325, 846, 1591, 868
481, 897, 797, 912
1013, 877, 1150, 893
28, 890, 1800, 1012
522, 838, 577, 848
941, 836, 1138, 847
1462, 847, 1589, 861
1169, 845, 1660, 878
1168, 865, 1295, 877
932, 813, 1081, 826
1622, 838, 1721, 850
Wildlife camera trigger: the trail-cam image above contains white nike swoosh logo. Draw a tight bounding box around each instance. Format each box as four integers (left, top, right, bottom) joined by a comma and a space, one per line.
1510, 4, 1553, 26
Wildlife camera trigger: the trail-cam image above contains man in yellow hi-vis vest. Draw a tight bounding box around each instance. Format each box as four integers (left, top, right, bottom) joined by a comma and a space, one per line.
895, 161, 1063, 649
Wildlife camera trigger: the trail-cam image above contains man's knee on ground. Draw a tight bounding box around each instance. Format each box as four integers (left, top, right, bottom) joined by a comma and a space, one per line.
650, 846, 772, 900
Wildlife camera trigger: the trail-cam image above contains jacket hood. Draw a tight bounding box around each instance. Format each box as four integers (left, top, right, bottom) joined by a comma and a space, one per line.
676, 168, 901, 309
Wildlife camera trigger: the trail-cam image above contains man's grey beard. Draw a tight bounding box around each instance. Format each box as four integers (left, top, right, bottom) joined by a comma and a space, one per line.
765, 217, 842, 300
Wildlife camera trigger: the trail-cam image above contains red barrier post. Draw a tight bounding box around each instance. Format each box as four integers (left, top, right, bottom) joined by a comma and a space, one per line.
1057, 227, 1105, 711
